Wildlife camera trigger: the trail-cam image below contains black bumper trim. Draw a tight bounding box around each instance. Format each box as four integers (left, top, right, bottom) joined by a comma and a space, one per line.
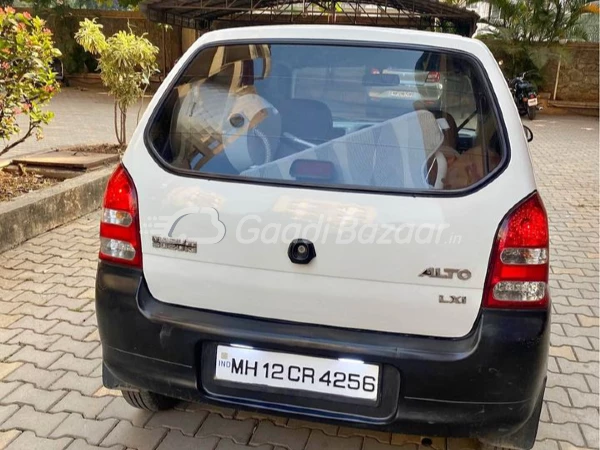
96, 261, 550, 438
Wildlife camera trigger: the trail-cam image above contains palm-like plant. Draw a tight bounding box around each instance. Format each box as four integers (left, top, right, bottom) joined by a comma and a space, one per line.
456, 0, 599, 80
474, 0, 598, 42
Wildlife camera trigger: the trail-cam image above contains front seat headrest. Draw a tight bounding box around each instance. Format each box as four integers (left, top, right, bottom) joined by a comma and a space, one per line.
277, 99, 333, 144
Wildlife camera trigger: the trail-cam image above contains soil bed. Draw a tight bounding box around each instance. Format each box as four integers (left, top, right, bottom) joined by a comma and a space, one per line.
0, 143, 121, 202
0, 170, 59, 202
55, 143, 123, 154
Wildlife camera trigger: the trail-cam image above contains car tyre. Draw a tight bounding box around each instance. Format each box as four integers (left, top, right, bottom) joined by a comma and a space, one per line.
121, 389, 177, 411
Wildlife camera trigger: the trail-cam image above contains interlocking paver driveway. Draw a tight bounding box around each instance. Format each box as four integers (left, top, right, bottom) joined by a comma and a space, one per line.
1, 88, 145, 162
0, 115, 597, 450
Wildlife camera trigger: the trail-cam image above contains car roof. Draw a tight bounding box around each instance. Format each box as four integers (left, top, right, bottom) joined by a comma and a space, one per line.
196, 25, 488, 55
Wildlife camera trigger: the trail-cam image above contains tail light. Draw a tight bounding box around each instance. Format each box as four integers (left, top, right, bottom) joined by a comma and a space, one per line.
99, 164, 142, 268
426, 71, 440, 83
529, 93, 536, 99
483, 193, 549, 309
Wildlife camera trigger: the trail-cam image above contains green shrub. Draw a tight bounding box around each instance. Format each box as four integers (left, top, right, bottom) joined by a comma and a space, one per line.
75, 18, 159, 146
0, 6, 61, 156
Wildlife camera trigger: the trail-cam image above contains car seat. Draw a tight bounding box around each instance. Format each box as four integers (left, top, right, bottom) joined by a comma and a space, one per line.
276, 99, 337, 158
242, 110, 445, 190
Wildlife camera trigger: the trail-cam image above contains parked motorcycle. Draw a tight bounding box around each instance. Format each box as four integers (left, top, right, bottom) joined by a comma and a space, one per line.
508, 71, 539, 120
50, 57, 69, 87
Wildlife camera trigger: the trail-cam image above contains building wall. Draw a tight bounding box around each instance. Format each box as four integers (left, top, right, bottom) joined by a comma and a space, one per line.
44, 9, 183, 76
540, 42, 600, 103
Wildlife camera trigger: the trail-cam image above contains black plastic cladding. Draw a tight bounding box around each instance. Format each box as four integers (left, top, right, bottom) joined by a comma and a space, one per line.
142, 37, 512, 198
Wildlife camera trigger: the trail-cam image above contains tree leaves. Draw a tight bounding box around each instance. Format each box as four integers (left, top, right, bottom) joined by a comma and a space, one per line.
74, 18, 158, 145
0, 7, 61, 155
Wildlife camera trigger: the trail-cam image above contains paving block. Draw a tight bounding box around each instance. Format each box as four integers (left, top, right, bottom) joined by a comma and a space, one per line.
567, 388, 599, 408
0, 302, 20, 315
363, 437, 418, 450
50, 372, 103, 397
532, 440, 560, 450
235, 410, 288, 426
7, 346, 63, 368
286, 419, 336, 435
50, 413, 117, 445
557, 358, 599, 377
0, 405, 68, 437
178, 401, 236, 418
536, 422, 586, 447
5, 363, 64, 389
12, 304, 57, 319
0, 329, 21, 344
97, 397, 153, 427
83, 330, 100, 342
563, 324, 599, 339
577, 315, 599, 328
0, 344, 20, 361
446, 438, 479, 450
156, 430, 220, 450
47, 336, 99, 358
1, 383, 66, 411
45, 285, 88, 299
45, 296, 91, 312
391, 434, 446, 450
48, 354, 98, 376
145, 409, 208, 436
0, 430, 20, 448
8, 329, 61, 350
50, 391, 113, 419
544, 386, 571, 407
215, 438, 274, 450
92, 386, 121, 398
584, 375, 599, 394
580, 424, 599, 449
549, 346, 576, 361
8, 316, 58, 333
4, 431, 71, 450
47, 322, 97, 340
250, 421, 310, 450
304, 429, 362, 450
338, 425, 391, 443
549, 335, 592, 351
101, 420, 167, 449
573, 347, 600, 363
0, 382, 21, 402
0, 405, 19, 426
547, 372, 591, 392
547, 403, 599, 427
11, 280, 54, 294
10, 291, 54, 306
196, 413, 255, 444
64, 439, 124, 450
47, 308, 93, 326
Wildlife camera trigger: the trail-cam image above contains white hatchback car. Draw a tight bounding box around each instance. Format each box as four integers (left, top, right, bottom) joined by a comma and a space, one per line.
96, 25, 549, 450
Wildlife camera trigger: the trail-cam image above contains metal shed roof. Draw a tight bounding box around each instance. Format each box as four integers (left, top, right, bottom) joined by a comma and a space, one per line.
142, 0, 479, 36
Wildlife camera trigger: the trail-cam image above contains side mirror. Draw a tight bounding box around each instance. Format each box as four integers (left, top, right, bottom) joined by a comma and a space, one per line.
523, 125, 534, 143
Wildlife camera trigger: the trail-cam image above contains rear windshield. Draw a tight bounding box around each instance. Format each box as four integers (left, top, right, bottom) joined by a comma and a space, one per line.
148, 43, 505, 192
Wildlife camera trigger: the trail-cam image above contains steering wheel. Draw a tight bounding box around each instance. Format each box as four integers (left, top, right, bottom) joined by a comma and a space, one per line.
423, 150, 448, 189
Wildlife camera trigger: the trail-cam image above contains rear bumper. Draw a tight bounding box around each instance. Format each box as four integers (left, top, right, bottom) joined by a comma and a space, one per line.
96, 261, 549, 438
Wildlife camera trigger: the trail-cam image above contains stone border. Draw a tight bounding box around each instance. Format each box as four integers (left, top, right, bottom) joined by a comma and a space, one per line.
0, 166, 114, 253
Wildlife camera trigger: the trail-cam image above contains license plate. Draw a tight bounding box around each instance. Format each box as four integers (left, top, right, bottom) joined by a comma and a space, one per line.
214, 345, 380, 401
389, 90, 415, 99
528, 98, 538, 106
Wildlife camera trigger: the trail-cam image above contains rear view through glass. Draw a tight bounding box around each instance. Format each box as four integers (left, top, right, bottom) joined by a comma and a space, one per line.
148, 43, 505, 192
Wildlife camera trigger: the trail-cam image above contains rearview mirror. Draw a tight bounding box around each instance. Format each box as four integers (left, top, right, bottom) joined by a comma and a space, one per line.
523, 125, 534, 143
363, 73, 400, 87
